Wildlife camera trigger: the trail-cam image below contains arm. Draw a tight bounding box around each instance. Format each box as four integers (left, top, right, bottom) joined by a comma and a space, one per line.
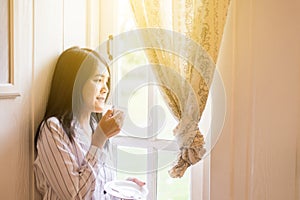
37, 118, 104, 199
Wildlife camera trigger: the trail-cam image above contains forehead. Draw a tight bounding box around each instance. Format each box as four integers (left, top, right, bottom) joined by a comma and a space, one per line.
91, 64, 109, 78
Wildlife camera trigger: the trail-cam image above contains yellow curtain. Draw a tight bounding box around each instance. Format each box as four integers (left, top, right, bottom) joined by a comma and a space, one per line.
130, 0, 231, 178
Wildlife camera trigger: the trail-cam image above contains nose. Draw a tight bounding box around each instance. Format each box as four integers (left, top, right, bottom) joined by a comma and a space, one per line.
100, 84, 108, 94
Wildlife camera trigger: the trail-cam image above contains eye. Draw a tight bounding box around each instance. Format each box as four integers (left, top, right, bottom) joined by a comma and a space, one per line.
94, 78, 102, 83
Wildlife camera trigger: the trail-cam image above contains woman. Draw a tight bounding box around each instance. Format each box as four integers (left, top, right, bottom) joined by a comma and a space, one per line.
34, 47, 144, 199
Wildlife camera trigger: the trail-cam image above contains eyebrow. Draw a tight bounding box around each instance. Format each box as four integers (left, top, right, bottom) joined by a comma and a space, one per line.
94, 74, 108, 78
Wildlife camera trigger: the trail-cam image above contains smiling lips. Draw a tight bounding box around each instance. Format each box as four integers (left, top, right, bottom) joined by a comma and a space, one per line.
96, 96, 106, 102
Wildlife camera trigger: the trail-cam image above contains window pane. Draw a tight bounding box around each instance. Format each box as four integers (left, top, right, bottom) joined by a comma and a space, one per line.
116, 0, 135, 33
157, 150, 190, 200
153, 86, 177, 140
112, 51, 149, 137
116, 146, 148, 174
115, 146, 147, 189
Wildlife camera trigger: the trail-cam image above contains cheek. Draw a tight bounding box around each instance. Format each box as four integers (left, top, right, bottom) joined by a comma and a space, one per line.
82, 84, 96, 104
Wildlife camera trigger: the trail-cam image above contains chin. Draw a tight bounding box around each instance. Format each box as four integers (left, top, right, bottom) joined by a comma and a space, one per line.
95, 108, 103, 113
94, 102, 104, 113
94, 105, 104, 113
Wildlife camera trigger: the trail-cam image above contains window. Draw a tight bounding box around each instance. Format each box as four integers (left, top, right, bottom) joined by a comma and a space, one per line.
110, 50, 191, 200
92, 0, 212, 199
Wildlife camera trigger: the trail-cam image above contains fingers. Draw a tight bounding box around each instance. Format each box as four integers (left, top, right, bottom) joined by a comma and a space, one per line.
103, 109, 113, 119
111, 109, 125, 127
126, 177, 146, 187
98, 108, 125, 138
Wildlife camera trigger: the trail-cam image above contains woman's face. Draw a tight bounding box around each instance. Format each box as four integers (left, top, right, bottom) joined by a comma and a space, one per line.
81, 65, 109, 113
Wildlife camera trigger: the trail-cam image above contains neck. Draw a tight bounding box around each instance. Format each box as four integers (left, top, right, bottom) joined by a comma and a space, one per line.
76, 110, 92, 136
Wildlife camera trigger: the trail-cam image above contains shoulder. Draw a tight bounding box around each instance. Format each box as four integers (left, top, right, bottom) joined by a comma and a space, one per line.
39, 117, 66, 139
37, 117, 75, 150
36, 117, 75, 157
43, 117, 63, 132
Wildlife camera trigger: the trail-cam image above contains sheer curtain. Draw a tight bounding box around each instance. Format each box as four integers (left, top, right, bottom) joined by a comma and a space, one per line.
129, 0, 230, 178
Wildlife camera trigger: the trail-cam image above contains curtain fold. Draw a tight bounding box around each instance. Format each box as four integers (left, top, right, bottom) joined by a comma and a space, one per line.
130, 0, 230, 178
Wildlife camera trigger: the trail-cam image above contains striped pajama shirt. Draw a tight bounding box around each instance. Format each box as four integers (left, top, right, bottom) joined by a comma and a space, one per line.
34, 117, 117, 200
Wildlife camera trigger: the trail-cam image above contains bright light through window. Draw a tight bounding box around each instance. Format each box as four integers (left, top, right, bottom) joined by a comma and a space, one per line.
109, 0, 191, 199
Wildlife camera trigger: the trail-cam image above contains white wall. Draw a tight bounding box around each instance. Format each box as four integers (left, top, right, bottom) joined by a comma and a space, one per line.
33, 0, 87, 131
0, 0, 89, 199
0, 1, 33, 199
211, 0, 300, 199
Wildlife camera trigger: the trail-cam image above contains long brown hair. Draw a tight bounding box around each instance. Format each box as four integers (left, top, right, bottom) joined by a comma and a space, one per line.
34, 47, 110, 151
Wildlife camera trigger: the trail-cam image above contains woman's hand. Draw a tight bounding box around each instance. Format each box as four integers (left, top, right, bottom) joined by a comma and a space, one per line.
126, 177, 146, 187
99, 109, 125, 137
92, 109, 125, 148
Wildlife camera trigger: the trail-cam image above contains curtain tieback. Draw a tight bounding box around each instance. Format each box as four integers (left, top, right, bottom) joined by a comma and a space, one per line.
174, 117, 200, 148
169, 117, 206, 178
